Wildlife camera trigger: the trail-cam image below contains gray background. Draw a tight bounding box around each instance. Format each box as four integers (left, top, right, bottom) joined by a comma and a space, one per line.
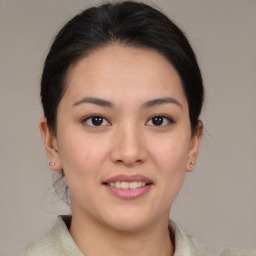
0, 0, 255, 255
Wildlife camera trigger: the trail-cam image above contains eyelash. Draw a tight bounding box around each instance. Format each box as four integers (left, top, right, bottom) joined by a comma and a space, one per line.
82, 114, 111, 127
82, 114, 174, 127
146, 114, 174, 127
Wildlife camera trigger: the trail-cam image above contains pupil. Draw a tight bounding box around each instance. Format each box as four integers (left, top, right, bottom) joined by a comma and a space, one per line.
152, 116, 163, 126
92, 116, 103, 126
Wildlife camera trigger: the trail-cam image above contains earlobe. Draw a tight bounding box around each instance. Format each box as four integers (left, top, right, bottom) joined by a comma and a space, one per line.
39, 117, 62, 171
186, 121, 203, 172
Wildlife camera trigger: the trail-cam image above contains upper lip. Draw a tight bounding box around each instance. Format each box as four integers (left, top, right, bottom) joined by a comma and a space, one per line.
103, 174, 153, 184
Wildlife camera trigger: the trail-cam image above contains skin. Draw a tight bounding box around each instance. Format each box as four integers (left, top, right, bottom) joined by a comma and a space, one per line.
40, 44, 203, 256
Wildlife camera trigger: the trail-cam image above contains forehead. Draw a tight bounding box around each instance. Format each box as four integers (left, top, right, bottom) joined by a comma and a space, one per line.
63, 44, 187, 106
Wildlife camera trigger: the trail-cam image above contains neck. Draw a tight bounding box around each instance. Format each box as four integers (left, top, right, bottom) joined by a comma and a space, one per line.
69, 210, 174, 256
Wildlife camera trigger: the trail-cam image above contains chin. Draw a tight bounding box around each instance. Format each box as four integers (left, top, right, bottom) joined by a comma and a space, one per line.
105, 218, 148, 233
99, 206, 158, 233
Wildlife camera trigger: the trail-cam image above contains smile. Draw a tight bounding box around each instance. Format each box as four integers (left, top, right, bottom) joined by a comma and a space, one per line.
103, 175, 153, 199
107, 181, 147, 189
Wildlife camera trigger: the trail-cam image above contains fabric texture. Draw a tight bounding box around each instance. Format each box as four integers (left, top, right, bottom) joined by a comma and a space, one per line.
24, 216, 82, 256
220, 248, 256, 256
23, 215, 209, 256
22, 215, 256, 256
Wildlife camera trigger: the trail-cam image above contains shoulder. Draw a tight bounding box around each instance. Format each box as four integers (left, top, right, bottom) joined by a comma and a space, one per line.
170, 221, 256, 256
220, 248, 256, 256
23, 215, 83, 256
169, 221, 209, 256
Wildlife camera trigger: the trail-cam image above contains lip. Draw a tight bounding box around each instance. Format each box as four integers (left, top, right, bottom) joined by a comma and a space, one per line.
102, 174, 153, 200
103, 174, 153, 184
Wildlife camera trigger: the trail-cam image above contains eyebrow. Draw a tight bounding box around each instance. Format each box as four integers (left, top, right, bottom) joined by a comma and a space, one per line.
142, 97, 183, 109
73, 96, 182, 109
73, 97, 114, 107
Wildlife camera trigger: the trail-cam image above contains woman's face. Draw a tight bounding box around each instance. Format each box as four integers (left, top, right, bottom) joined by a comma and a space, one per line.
41, 44, 202, 231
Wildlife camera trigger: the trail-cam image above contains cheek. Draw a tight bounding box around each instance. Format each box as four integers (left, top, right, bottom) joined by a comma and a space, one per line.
57, 129, 109, 182
151, 134, 190, 174
149, 133, 191, 200
154, 142, 188, 207
57, 134, 109, 203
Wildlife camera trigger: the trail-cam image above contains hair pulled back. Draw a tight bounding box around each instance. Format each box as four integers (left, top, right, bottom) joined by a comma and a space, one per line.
41, 1, 204, 136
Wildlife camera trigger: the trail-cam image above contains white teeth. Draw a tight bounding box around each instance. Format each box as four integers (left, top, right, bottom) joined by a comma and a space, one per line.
116, 181, 121, 188
129, 182, 137, 189
107, 181, 147, 189
121, 181, 129, 189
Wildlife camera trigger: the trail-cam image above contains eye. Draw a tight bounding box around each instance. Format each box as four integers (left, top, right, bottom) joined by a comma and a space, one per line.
146, 115, 174, 127
83, 115, 110, 127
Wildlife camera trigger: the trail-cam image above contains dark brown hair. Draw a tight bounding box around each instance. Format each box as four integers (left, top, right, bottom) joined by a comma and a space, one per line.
41, 1, 204, 203
41, 1, 204, 137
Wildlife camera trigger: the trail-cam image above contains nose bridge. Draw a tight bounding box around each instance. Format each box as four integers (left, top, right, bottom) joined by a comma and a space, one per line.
111, 120, 147, 165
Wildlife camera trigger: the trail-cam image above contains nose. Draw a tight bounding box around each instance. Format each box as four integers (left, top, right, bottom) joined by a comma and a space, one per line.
110, 122, 147, 167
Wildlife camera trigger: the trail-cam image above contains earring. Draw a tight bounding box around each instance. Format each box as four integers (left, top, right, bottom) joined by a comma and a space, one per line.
49, 162, 55, 166
190, 161, 195, 168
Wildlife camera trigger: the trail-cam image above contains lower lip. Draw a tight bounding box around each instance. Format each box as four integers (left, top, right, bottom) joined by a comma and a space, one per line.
103, 184, 152, 200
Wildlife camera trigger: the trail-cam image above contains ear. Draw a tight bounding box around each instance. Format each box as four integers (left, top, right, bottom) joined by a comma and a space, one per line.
186, 121, 203, 172
39, 117, 62, 171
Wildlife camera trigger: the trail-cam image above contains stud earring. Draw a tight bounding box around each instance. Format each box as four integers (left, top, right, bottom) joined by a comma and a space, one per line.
49, 162, 55, 166
190, 161, 195, 168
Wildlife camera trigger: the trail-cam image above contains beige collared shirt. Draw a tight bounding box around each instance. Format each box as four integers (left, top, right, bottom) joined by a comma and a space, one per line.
23, 216, 255, 256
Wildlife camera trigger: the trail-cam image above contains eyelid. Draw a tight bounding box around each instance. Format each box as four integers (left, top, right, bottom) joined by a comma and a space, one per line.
81, 114, 174, 127
146, 114, 175, 126
82, 114, 111, 127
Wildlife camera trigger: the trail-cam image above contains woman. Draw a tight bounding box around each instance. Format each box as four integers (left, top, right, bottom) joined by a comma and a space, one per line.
24, 1, 206, 255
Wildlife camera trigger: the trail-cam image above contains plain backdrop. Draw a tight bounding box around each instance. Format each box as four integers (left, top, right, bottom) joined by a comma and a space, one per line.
0, 0, 255, 255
